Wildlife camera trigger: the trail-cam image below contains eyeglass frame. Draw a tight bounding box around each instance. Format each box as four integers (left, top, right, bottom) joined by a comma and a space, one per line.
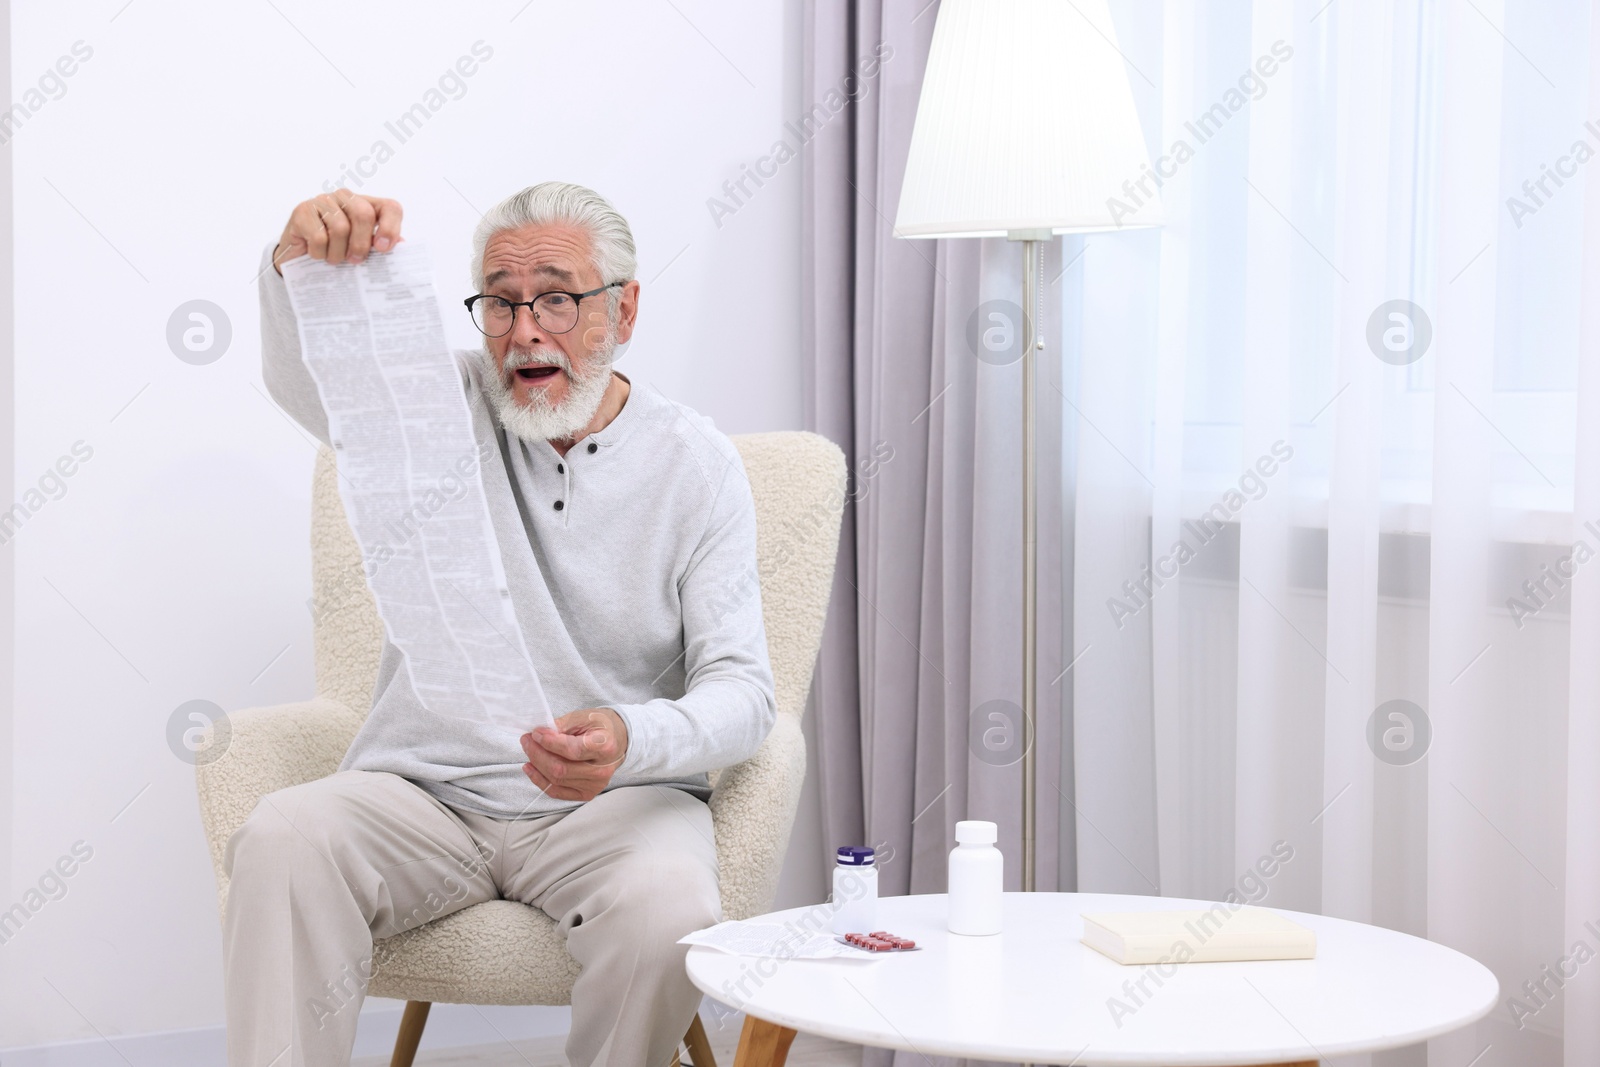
463, 282, 627, 338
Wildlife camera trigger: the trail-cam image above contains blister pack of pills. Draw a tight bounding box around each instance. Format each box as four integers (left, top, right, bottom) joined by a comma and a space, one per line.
839, 931, 919, 952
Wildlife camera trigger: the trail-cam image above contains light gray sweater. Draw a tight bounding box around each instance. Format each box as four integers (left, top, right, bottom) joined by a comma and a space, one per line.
259, 245, 776, 818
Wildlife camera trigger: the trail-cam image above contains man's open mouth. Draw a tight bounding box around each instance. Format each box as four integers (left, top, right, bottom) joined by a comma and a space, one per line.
514, 365, 562, 382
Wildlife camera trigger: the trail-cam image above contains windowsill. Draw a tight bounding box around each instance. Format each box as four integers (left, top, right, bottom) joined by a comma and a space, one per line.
1175, 484, 1580, 546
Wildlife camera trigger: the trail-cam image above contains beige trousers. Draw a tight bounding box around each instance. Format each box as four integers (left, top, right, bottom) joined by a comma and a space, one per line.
221, 770, 722, 1067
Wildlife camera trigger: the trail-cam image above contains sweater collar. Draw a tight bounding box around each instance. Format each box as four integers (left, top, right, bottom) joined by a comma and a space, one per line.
527, 370, 643, 463
582, 371, 639, 450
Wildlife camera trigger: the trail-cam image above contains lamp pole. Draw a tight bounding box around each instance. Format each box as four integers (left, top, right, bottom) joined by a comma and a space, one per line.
1011, 228, 1049, 893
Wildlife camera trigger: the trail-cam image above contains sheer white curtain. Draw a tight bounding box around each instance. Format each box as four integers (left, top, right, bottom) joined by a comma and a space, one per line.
1065, 1, 1599, 1063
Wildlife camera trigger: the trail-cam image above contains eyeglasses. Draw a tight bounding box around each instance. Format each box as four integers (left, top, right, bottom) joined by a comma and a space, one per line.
463, 283, 625, 338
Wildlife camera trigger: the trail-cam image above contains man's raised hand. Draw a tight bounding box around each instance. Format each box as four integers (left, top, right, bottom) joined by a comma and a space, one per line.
272, 189, 404, 275
520, 708, 631, 803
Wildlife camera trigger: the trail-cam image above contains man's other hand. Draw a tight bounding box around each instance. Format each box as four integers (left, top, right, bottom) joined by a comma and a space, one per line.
272, 189, 404, 275
520, 708, 630, 802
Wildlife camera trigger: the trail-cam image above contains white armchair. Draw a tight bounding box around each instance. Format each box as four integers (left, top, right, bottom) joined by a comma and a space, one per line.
196, 431, 845, 1066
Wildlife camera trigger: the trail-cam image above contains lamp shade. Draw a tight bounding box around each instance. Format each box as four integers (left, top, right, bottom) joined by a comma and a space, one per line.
894, 0, 1162, 238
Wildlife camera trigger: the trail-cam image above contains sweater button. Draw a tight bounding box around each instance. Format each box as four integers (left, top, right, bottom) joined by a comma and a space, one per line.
587, 442, 597, 454
557, 463, 565, 474
554, 500, 565, 511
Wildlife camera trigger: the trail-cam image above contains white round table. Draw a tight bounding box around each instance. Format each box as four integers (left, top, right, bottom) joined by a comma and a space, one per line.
686, 893, 1497, 1066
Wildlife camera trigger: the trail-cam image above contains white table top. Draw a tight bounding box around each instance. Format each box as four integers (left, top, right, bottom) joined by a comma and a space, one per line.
686, 893, 1498, 1066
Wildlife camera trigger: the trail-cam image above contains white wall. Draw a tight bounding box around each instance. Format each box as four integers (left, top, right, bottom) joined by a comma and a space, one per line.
1, 0, 824, 1050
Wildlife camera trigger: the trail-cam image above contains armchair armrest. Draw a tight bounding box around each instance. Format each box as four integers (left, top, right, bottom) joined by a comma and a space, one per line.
708, 713, 807, 921
194, 696, 364, 916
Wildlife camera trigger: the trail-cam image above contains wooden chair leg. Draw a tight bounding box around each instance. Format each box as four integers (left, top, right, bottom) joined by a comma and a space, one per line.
683, 1012, 718, 1067
389, 1000, 432, 1067
731, 1015, 796, 1067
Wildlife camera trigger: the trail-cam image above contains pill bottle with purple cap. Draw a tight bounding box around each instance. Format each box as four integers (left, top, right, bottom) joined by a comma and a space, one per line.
831, 846, 878, 934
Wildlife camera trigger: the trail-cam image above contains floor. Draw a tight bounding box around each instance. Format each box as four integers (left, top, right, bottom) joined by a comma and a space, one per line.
350, 1027, 864, 1066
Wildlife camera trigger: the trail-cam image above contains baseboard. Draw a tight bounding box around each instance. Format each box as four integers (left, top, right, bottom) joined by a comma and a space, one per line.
0, 1000, 574, 1066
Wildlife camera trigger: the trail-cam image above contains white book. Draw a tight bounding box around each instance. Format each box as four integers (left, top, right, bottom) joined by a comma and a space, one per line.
1080, 907, 1316, 965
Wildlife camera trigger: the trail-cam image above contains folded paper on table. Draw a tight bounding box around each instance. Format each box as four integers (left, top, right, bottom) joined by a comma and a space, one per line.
679, 920, 878, 961
282, 243, 554, 734
1080, 907, 1317, 965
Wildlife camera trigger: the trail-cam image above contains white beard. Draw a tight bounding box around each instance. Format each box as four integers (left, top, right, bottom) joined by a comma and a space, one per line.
479, 332, 616, 444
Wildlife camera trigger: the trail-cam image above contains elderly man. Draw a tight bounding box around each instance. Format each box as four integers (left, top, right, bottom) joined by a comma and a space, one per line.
224, 182, 776, 1067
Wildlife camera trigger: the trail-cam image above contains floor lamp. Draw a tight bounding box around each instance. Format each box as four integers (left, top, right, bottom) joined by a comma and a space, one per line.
894, 0, 1160, 891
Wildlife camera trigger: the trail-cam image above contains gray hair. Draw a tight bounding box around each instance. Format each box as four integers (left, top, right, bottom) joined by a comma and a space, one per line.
469, 182, 637, 302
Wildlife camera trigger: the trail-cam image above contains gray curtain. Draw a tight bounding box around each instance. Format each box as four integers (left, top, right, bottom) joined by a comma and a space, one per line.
800, 0, 1069, 921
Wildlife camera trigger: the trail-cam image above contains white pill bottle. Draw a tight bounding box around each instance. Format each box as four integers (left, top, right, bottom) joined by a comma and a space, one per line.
947, 820, 1003, 935
831, 846, 878, 934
